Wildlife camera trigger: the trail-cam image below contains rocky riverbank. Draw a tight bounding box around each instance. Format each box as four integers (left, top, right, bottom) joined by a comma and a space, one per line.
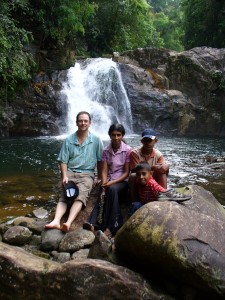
0, 185, 225, 299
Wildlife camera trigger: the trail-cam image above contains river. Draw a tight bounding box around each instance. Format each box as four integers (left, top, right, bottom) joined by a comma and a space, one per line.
0, 135, 225, 223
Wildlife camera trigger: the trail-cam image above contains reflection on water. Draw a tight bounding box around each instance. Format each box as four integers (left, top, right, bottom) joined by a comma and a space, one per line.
0, 135, 225, 222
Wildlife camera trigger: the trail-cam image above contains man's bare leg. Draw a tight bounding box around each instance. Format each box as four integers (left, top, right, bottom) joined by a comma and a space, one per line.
45, 202, 67, 229
61, 200, 83, 232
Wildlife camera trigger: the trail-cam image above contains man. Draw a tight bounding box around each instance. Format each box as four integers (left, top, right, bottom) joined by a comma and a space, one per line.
129, 128, 169, 201
45, 111, 103, 232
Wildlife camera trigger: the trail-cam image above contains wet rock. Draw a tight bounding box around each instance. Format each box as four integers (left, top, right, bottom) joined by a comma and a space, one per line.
51, 251, 71, 263
114, 47, 225, 136
31, 249, 51, 260
29, 234, 42, 246
59, 229, 95, 253
13, 216, 46, 234
115, 185, 225, 298
0, 223, 11, 235
32, 207, 49, 219
3, 226, 32, 246
41, 229, 65, 251
27, 219, 47, 234
13, 216, 35, 226
206, 162, 225, 170
0, 242, 166, 300
88, 230, 113, 260
71, 249, 89, 260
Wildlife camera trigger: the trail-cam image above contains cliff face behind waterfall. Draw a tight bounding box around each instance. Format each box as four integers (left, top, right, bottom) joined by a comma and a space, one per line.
114, 47, 225, 137
1, 47, 225, 137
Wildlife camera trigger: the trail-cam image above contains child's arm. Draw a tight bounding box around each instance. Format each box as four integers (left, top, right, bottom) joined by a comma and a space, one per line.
146, 177, 166, 193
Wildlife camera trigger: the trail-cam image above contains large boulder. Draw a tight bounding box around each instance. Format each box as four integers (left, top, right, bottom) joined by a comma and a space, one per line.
114, 47, 225, 136
0, 242, 169, 300
115, 185, 225, 299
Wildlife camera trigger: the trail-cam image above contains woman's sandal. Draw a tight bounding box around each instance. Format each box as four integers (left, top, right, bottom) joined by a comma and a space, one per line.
83, 222, 94, 232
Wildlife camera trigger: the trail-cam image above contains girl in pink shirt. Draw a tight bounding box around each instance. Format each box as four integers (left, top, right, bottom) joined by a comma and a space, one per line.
84, 123, 132, 238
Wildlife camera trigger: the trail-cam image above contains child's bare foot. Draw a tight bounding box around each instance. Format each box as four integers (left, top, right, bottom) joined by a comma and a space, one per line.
45, 221, 61, 230
104, 228, 112, 239
61, 223, 70, 232
111, 238, 116, 252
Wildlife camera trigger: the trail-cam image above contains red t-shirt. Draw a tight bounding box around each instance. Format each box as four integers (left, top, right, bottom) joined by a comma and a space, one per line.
136, 177, 166, 203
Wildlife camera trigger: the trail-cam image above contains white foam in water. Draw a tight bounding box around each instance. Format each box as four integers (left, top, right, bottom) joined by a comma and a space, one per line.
61, 58, 133, 137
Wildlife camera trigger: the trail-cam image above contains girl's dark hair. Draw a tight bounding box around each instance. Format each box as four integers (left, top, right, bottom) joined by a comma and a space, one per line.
135, 161, 152, 172
76, 111, 91, 123
108, 123, 125, 136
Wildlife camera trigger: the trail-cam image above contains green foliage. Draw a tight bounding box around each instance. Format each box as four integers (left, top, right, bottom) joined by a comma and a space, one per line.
2, 0, 225, 106
182, 0, 225, 49
152, 11, 183, 51
150, 0, 184, 51
30, 0, 96, 47
211, 71, 225, 92
0, 1, 36, 100
85, 0, 163, 55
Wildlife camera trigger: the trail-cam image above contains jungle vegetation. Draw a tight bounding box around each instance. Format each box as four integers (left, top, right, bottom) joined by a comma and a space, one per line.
0, 0, 225, 100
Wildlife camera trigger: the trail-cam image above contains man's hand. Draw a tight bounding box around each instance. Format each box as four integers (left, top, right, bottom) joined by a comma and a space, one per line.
62, 176, 68, 184
153, 164, 169, 174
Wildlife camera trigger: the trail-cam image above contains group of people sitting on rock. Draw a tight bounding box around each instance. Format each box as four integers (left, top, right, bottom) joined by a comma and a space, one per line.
45, 111, 191, 239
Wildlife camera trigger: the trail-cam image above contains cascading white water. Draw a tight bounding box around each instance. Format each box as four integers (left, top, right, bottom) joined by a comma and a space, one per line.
61, 58, 133, 136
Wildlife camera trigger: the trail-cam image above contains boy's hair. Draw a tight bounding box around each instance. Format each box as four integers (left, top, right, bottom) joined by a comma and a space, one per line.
135, 161, 152, 172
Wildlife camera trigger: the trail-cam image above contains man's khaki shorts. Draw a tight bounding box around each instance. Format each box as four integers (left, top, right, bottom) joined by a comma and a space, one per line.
58, 171, 94, 207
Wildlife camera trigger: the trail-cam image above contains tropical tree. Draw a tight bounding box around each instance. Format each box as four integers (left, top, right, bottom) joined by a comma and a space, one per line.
0, 1, 35, 99
85, 0, 163, 55
149, 0, 184, 51
182, 0, 225, 49
29, 0, 96, 49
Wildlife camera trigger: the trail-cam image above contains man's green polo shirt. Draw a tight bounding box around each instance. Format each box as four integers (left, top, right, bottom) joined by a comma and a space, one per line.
57, 131, 103, 173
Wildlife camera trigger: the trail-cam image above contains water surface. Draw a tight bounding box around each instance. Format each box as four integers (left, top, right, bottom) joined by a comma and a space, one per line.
0, 135, 225, 222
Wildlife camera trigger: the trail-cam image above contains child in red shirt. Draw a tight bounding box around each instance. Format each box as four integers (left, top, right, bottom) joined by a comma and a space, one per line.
128, 161, 191, 216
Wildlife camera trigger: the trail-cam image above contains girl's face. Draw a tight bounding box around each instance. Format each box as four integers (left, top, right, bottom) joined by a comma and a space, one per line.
110, 130, 123, 149
136, 168, 152, 185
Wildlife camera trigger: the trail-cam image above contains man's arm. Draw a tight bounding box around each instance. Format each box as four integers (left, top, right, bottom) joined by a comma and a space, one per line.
130, 151, 139, 171
96, 161, 103, 180
59, 162, 68, 184
152, 155, 169, 174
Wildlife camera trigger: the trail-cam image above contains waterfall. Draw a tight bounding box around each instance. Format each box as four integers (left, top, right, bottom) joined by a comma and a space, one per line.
61, 58, 133, 137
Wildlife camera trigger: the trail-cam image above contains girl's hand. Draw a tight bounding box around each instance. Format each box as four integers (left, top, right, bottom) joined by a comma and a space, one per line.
102, 181, 114, 187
